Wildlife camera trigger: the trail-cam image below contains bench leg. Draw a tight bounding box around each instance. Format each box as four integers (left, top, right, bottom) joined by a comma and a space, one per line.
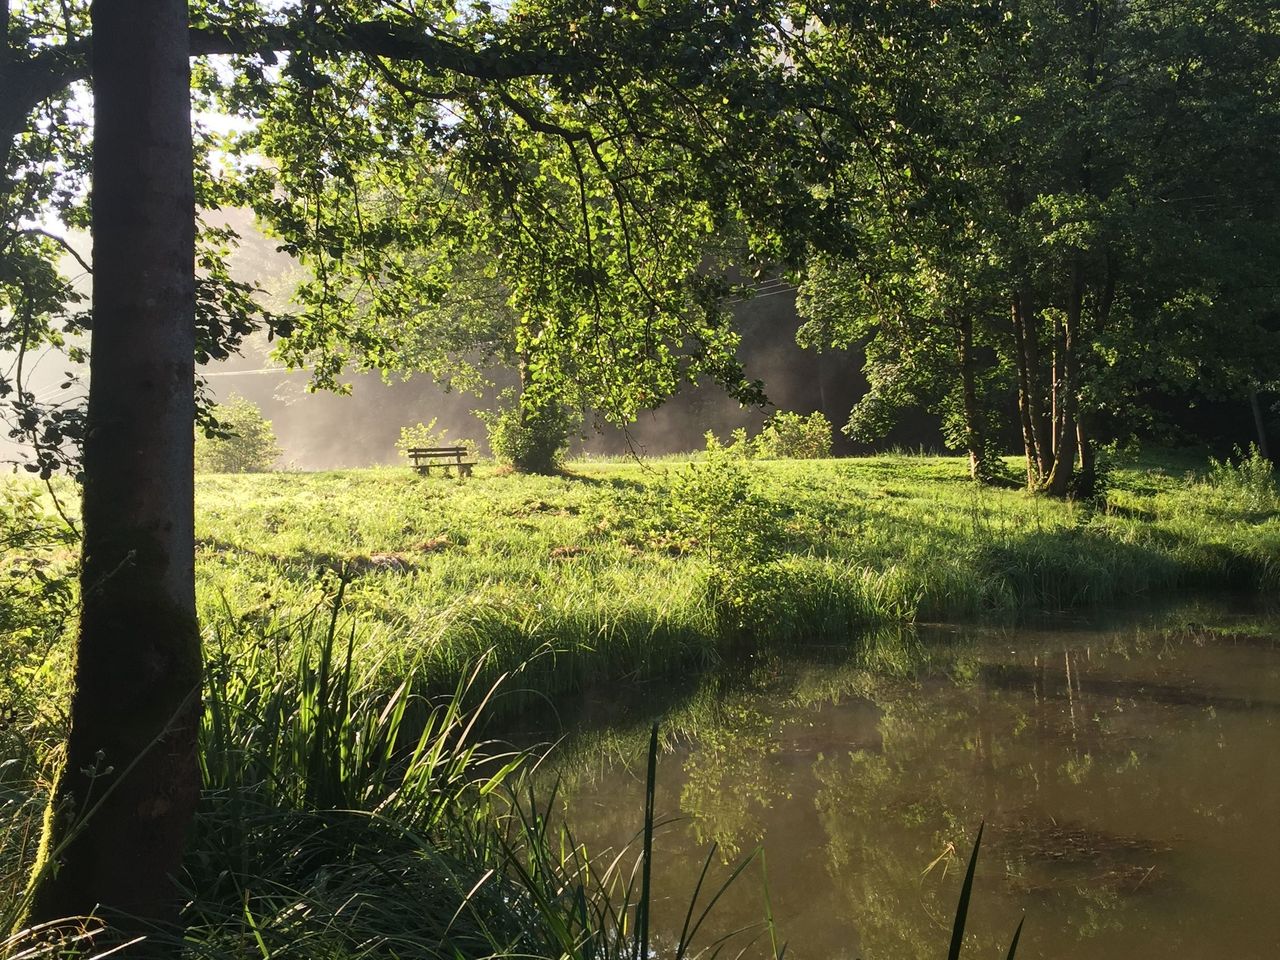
459, 464, 473, 478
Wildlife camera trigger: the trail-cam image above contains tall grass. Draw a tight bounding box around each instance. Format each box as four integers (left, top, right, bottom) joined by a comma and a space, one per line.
2, 588, 789, 958
2, 585, 1026, 959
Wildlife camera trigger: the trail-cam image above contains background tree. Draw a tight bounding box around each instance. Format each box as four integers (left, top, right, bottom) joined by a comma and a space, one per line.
194, 394, 282, 473
789, 0, 1280, 494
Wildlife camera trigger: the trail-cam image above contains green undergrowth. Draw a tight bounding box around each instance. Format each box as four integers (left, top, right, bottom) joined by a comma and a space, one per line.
3, 596, 787, 958
4, 450, 1272, 955
4, 450, 1277, 721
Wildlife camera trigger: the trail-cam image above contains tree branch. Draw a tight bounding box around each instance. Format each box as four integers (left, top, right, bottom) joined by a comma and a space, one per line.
2, 18, 596, 150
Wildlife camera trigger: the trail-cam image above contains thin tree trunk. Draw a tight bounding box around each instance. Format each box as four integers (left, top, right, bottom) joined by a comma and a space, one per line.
1023, 291, 1054, 480
1018, 285, 1049, 481
1250, 390, 1271, 461
1011, 300, 1038, 485
1051, 310, 1062, 461
26, 0, 199, 942
956, 312, 986, 481
1076, 417, 1096, 498
1046, 261, 1083, 497
1012, 291, 1053, 485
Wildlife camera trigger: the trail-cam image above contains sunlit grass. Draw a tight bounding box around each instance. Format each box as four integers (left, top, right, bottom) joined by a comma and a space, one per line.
185, 452, 1278, 705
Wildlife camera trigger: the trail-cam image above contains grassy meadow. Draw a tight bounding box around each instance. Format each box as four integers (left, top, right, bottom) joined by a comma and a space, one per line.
188, 450, 1277, 703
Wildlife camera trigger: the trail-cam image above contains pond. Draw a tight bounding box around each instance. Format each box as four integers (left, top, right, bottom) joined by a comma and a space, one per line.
539, 601, 1280, 959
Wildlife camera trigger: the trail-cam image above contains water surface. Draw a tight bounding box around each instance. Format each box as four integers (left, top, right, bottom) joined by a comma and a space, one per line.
547, 604, 1280, 959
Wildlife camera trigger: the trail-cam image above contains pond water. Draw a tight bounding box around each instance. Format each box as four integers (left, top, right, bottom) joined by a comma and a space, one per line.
542, 602, 1280, 959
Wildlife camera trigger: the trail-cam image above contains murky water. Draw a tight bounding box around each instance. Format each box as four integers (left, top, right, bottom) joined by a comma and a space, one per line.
545, 604, 1280, 959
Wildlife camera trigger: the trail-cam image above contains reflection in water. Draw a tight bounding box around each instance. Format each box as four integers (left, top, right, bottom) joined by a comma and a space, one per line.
548, 607, 1280, 959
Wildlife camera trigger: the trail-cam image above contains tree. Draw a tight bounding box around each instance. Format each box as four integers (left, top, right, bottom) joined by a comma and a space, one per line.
4, 0, 808, 941
194, 394, 281, 473
24, 0, 201, 936
789, 0, 1280, 494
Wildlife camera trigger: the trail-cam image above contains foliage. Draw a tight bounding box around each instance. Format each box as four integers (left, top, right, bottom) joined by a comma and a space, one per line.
756, 411, 833, 460
0, 485, 75, 750
3, 588, 775, 958
705, 412, 833, 463
396, 418, 478, 461
194, 395, 282, 474
668, 438, 782, 634
792, 0, 1280, 494
482, 394, 579, 474
1205, 444, 1279, 514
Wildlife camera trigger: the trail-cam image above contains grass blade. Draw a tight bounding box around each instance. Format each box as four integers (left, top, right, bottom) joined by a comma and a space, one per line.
1005, 914, 1025, 960
635, 722, 659, 960
947, 821, 984, 960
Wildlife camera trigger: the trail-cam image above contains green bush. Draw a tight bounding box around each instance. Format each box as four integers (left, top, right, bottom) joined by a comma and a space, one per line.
395, 418, 477, 460
195, 395, 281, 473
757, 410, 834, 460
1206, 443, 1278, 513
482, 394, 578, 474
669, 437, 780, 634
708, 411, 834, 462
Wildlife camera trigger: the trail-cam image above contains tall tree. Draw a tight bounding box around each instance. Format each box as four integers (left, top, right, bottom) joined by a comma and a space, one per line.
26, 0, 200, 935
5, 0, 801, 941
790, 0, 1280, 494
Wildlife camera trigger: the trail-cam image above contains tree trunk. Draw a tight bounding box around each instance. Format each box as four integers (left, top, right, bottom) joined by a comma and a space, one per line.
1046, 261, 1083, 497
1018, 285, 1049, 481
1012, 291, 1053, 486
1250, 389, 1271, 461
26, 0, 199, 943
956, 312, 987, 481
1050, 310, 1062, 461
1076, 418, 1096, 499
1011, 301, 1037, 485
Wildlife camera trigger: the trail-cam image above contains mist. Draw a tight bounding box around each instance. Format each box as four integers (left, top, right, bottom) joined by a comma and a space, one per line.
4, 207, 947, 474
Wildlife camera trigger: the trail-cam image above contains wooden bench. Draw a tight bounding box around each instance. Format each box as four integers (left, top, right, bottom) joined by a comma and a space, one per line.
408, 446, 476, 478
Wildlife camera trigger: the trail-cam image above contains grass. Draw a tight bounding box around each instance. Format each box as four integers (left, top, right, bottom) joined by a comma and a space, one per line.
3, 590, 788, 959
184, 450, 1276, 706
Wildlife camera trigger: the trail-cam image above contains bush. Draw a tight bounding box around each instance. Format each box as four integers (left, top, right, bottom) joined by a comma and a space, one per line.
757, 410, 834, 459
482, 394, 578, 474
195, 395, 281, 473
669, 437, 780, 634
708, 411, 834, 462
1206, 443, 1278, 513
395, 418, 477, 460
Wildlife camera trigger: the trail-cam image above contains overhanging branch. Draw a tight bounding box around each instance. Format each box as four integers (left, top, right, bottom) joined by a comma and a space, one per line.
1, 18, 597, 159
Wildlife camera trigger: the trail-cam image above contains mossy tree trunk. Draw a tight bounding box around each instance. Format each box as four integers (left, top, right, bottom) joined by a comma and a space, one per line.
26, 0, 201, 942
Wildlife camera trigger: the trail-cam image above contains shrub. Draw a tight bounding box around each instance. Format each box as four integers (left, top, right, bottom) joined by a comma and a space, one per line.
756, 410, 833, 460
482, 394, 578, 474
669, 438, 780, 634
1206, 443, 1278, 513
706, 412, 833, 462
395, 418, 477, 460
195, 395, 281, 473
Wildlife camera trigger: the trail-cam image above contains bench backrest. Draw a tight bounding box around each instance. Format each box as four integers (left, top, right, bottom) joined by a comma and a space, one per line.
407, 446, 470, 459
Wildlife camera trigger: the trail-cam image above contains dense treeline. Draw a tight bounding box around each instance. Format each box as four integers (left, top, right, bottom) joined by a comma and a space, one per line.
792, 0, 1280, 492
